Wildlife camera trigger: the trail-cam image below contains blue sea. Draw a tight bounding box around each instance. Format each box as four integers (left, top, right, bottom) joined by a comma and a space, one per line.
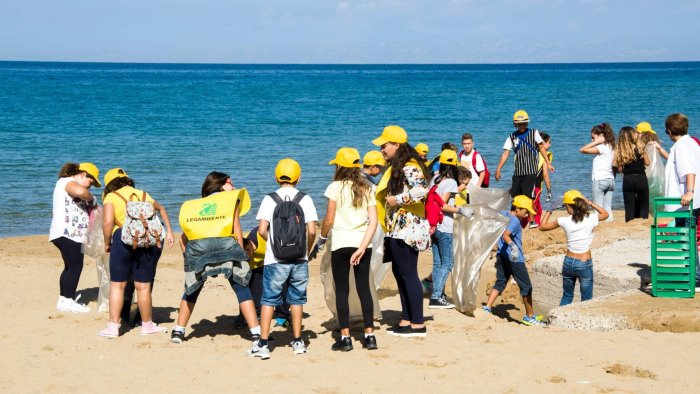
2, 61, 700, 238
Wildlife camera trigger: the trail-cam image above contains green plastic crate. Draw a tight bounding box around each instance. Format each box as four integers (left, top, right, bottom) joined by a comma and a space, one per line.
650, 198, 696, 298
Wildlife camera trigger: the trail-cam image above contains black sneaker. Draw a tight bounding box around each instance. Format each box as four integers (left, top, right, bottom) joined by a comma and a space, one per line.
388, 325, 411, 336
428, 297, 455, 309
331, 337, 353, 352
363, 335, 378, 350
170, 330, 185, 344
393, 326, 427, 338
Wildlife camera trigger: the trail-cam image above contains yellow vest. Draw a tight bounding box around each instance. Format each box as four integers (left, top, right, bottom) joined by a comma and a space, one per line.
538, 151, 554, 170
375, 160, 426, 232
179, 189, 251, 241
244, 229, 266, 270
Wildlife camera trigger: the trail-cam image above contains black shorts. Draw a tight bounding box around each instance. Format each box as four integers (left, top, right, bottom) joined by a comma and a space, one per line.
109, 228, 162, 283
511, 174, 537, 198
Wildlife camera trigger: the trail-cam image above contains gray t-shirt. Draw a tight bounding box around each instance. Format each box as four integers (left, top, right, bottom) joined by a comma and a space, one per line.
434, 178, 458, 234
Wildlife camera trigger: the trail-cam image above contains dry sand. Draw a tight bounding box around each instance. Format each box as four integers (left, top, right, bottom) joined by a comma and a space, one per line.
2, 210, 699, 392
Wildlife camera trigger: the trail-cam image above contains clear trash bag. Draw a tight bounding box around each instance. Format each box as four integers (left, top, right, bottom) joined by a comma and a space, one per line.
320, 231, 384, 327
451, 204, 509, 316
645, 143, 666, 212
81, 205, 111, 312
468, 186, 511, 211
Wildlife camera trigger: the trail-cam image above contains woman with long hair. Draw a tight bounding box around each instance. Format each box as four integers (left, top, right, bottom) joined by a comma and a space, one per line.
428, 151, 472, 309
538, 190, 608, 305
170, 171, 261, 345
99, 168, 174, 338
320, 148, 378, 351
49, 162, 101, 313
614, 126, 651, 222
579, 123, 616, 222
372, 125, 430, 337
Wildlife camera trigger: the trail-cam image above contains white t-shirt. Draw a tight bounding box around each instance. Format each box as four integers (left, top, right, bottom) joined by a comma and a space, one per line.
49, 177, 94, 243
429, 177, 458, 234
324, 180, 376, 251
460, 150, 485, 186
502, 130, 544, 150
557, 214, 599, 254
664, 135, 700, 211
591, 143, 614, 181
256, 187, 319, 265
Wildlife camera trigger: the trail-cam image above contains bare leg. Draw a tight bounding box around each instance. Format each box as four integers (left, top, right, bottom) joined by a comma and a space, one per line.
485, 288, 500, 308
290, 305, 303, 339
522, 294, 535, 317
260, 305, 274, 340
176, 300, 195, 327
134, 281, 152, 322
239, 300, 259, 329
108, 281, 127, 324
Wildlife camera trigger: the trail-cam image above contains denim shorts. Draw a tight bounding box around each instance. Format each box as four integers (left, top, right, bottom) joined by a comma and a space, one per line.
261, 261, 309, 306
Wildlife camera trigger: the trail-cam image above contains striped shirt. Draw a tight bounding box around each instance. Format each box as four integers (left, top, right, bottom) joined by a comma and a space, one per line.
503, 128, 543, 176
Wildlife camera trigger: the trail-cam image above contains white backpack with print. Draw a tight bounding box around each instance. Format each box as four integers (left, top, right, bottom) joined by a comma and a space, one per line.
114, 191, 164, 249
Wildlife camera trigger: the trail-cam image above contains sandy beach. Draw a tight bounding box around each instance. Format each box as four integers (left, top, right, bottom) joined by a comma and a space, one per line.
3, 210, 699, 393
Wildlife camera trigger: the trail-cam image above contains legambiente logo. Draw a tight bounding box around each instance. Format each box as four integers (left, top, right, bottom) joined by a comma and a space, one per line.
186, 203, 226, 222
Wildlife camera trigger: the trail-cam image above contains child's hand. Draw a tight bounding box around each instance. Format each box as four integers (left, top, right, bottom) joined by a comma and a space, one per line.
350, 247, 366, 265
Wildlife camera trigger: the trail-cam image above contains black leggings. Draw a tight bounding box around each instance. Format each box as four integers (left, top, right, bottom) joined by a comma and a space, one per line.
388, 238, 424, 324
52, 237, 84, 299
622, 174, 649, 222
332, 247, 374, 329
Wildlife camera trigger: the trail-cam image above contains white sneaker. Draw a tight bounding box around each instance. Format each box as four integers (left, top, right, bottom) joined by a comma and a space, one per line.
57, 295, 90, 313
291, 339, 307, 355
247, 342, 271, 360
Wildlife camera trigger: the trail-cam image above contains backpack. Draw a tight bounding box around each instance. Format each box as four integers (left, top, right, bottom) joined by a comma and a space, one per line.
115, 191, 164, 250
425, 183, 445, 235
471, 150, 490, 188
268, 191, 307, 262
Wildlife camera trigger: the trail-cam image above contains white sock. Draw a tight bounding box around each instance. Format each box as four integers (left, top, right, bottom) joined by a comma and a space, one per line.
341, 335, 350, 340
364, 333, 374, 338
174, 324, 186, 333
250, 325, 261, 335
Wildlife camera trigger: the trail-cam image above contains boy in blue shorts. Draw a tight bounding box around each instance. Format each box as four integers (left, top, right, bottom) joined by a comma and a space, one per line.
483, 195, 544, 326
248, 158, 318, 359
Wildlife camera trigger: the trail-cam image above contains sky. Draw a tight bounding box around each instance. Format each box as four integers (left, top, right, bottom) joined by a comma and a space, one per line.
0, 0, 698, 64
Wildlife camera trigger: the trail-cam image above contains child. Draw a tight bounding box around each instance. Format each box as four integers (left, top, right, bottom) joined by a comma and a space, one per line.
458, 132, 489, 188
320, 147, 379, 351
482, 195, 543, 326
538, 190, 608, 305
248, 158, 318, 359
531, 132, 553, 228
362, 150, 386, 186
579, 123, 616, 222
428, 150, 473, 309
415, 143, 429, 163
170, 172, 260, 344
428, 142, 458, 176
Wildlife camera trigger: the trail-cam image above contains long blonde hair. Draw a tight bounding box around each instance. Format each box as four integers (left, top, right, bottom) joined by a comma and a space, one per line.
614, 126, 641, 168
334, 166, 371, 209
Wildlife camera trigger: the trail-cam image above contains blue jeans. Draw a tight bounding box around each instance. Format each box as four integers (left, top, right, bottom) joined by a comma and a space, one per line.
592, 178, 614, 222
430, 230, 454, 300
261, 261, 308, 306
560, 256, 593, 306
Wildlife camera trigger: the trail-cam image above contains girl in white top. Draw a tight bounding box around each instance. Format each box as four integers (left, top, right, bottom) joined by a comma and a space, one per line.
49, 162, 101, 313
538, 190, 608, 306
320, 147, 378, 351
579, 123, 616, 222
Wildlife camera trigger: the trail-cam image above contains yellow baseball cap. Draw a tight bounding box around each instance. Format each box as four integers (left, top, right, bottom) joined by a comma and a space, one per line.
415, 143, 429, 156
636, 121, 656, 134
372, 125, 408, 146
78, 162, 101, 187
513, 195, 536, 215
275, 158, 301, 183
438, 149, 458, 165
329, 147, 362, 168
103, 167, 128, 188
563, 189, 585, 205
513, 110, 529, 123
363, 150, 386, 167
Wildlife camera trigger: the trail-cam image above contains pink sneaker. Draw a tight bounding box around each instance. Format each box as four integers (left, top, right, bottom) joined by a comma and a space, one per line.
98, 322, 120, 338
140, 321, 167, 335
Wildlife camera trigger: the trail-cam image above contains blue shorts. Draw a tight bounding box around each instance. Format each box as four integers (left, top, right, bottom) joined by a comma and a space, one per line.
261, 261, 308, 306
493, 254, 532, 297
109, 228, 162, 283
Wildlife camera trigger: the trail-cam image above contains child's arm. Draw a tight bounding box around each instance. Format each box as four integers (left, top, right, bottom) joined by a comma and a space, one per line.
542, 162, 552, 198
306, 221, 317, 255
588, 199, 609, 221
440, 191, 459, 214
495, 150, 510, 181
320, 199, 335, 239
258, 220, 270, 241
538, 143, 554, 172
179, 233, 189, 253
579, 135, 604, 155
501, 229, 513, 245
103, 203, 115, 254
538, 211, 559, 231
350, 205, 378, 265
154, 200, 174, 247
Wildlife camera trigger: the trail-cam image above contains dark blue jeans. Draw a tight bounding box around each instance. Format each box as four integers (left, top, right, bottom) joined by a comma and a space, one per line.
560, 256, 593, 306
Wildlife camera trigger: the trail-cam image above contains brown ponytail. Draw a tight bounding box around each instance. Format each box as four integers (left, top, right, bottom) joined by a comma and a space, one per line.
570, 197, 590, 223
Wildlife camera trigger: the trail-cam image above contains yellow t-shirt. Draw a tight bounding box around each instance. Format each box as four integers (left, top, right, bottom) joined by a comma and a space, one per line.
324, 180, 376, 251
103, 186, 155, 234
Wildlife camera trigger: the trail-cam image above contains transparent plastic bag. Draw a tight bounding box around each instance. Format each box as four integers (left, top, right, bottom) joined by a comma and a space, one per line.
645, 143, 666, 212
81, 205, 111, 312
467, 186, 511, 212
451, 205, 509, 316
320, 232, 383, 326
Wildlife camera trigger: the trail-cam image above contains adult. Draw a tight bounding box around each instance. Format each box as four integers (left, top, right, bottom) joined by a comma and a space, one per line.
579, 123, 616, 222
663, 113, 700, 222
614, 127, 650, 222
99, 168, 174, 338
373, 125, 430, 337
50, 162, 101, 313
495, 110, 554, 198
